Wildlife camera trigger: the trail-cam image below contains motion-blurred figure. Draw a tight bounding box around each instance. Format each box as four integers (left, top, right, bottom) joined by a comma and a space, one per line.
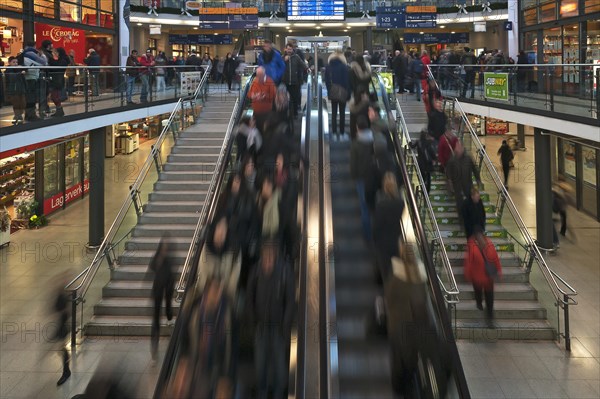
50, 270, 72, 386
445, 141, 482, 220
150, 233, 175, 360
497, 140, 514, 188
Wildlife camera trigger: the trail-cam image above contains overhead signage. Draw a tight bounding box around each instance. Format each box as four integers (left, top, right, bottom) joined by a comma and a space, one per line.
35, 23, 86, 64
168, 34, 233, 45
484, 72, 509, 101
287, 0, 345, 21
199, 6, 258, 30
504, 21, 513, 31
149, 24, 161, 35
403, 32, 469, 44
405, 6, 437, 13
376, 6, 436, 29
199, 7, 258, 14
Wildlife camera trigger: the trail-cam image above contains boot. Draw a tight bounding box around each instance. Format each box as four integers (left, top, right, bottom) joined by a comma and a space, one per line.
57, 367, 71, 385
25, 108, 40, 121
51, 107, 65, 118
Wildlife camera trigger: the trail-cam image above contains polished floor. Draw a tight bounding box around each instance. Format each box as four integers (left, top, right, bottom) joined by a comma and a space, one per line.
1, 92, 598, 398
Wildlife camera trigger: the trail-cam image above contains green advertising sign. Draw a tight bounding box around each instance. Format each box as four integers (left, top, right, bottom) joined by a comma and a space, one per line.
484, 72, 509, 101
379, 72, 394, 94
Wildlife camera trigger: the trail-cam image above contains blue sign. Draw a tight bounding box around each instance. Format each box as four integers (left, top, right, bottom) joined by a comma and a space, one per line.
375, 8, 436, 29
405, 20, 437, 28
376, 14, 404, 29
403, 32, 469, 44
169, 34, 233, 45
504, 21, 513, 31
287, 0, 345, 21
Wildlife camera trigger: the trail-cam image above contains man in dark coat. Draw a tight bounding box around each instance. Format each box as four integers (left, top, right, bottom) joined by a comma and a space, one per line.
392, 50, 407, 94
150, 234, 175, 361
83, 48, 101, 96
445, 141, 482, 218
462, 187, 486, 238
350, 115, 375, 241
325, 50, 351, 138
497, 140, 514, 188
282, 43, 306, 118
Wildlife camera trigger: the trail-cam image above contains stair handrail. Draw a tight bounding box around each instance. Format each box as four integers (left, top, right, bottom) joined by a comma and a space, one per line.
453, 99, 578, 307
373, 72, 460, 303
175, 73, 254, 298
393, 96, 461, 303
64, 67, 212, 339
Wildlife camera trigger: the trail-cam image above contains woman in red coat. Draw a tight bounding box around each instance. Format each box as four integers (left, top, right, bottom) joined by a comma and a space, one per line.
464, 229, 502, 327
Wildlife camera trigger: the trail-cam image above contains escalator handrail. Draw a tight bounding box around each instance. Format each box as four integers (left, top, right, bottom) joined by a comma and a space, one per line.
452, 99, 578, 305
153, 74, 255, 397
375, 75, 471, 398
374, 73, 460, 302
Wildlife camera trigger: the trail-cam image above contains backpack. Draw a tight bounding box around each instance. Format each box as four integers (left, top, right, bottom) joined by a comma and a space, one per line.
329, 83, 348, 103
414, 59, 424, 74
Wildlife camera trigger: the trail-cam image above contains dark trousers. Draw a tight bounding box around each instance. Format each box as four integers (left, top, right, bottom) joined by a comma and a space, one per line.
286, 84, 301, 117
395, 73, 404, 93
25, 79, 39, 119
559, 210, 567, 236
473, 283, 494, 319
422, 170, 431, 193
151, 282, 174, 358
502, 162, 510, 186
225, 74, 233, 90
255, 325, 287, 399
331, 100, 346, 135
462, 71, 475, 98
67, 75, 76, 95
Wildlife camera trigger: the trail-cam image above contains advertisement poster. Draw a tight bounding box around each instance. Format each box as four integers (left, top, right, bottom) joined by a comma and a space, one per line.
582, 147, 597, 187
484, 72, 509, 101
379, 72, 394, 94
563, 141, 576, 178
180, 72, 203, 95
35, 23, 86, 64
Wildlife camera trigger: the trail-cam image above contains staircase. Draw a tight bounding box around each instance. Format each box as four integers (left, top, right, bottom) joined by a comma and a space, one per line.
398, 95, 555, 341
85, 95, 237, 336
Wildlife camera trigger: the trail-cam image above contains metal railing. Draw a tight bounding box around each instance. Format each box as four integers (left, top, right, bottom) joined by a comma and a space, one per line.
427, 63, 600, 122
446, 95, 578, 350
64, 67, 212, 346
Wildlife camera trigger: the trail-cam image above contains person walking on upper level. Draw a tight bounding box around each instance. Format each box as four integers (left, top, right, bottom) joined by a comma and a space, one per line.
21, 41, 47, 121
223, 52, 237, 92
461, 47, 477, 98
5, 56, 26, 124
497, 140, 514, 188
139, 48, 155, 103
83, 48, 101, 96
126, 49, 140, 104
325, 49, 351, 139
47, 47, 70, 117
154, 51, 168, 93
258, 39, 285, 85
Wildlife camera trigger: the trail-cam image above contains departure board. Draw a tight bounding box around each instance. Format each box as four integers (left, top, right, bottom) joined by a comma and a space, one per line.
287, 0, 345, 21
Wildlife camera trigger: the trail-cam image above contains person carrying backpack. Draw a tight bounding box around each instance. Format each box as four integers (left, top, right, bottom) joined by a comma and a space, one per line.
411, 55, 424, 101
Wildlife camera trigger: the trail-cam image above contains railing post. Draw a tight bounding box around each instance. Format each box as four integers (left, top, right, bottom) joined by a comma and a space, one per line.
70, 291, 77, 349
549, 71, 555, 112
563, 294, 571, 351
120, 70, 125, 106
130, 185, 143, 217
512, 69, 517, 105
596, 68, 600, 119
84, 71, 90, 113
152, 145, 162, 173
496, 192, 506, 219
525, 245, 535, 272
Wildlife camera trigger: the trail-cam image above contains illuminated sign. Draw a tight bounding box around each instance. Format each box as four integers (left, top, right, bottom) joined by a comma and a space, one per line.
287, 1, 345, 21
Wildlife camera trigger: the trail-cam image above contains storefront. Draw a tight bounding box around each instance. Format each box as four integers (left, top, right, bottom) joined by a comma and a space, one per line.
521, 0, 600, 97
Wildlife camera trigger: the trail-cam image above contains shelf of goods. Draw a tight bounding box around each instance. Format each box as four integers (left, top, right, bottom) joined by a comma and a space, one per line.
0, 154, 35, 206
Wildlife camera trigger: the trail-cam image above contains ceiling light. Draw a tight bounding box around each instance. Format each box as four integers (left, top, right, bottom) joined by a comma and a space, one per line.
276, 34, 280, 37
451, 31, 456, 34
440, 25, 446, 29
137, 23, 143, 26
214, 33, 218, 35
420, 31, 424, 34
193, 27, 198, 30
315, 26, 321, 29
343, 29, 348, 32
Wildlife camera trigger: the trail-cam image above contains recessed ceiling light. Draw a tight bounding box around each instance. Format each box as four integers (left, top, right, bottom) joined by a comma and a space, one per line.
451, 31, 456, 34
276, 34, 280, 37
420, 31, 424, 34
193, 27, 198, 30
440, 25, 446, 29
137, 23, 142, 26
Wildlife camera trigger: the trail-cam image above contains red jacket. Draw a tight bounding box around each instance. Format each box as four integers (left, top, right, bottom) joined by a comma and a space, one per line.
247, 76, 276, 115
437, 133, 458, 168
421, 54, 431, 79
464, 237, 502, 288
138, 54, 155, 75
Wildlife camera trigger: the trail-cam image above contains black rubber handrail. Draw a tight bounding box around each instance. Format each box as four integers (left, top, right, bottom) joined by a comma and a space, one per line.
376, 75, 471, 398
153, 74, 254, 397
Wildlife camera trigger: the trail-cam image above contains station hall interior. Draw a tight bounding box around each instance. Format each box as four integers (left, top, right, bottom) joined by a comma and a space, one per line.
0, 1, 599, 398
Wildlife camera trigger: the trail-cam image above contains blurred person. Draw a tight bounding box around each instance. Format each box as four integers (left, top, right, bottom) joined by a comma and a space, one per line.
138, 48, 155, 103
350, 115, 375, 241
392, 49, 407, 94
257, 176, 282, 241
150, 233, 175, 361
247, 66, 276, 134
49, 270, 72, 386
461, 47, 477, 98
365, 137, 396, 214
437, 129, 458, 172
39, 40, 54, 116
201, 52, 213, 69
246, 242, 295, 399
236, 115, 262, 162
257, 39, 285, 85
185, 49, 202, 71
445, 141, 482, 218
223, 52, 237, 92
47, 47, 70, 117
462, 187, 486, 238
464, 228, 502, 327
242, 155, 259, 195
273, 83, 291, 132
83, 48, 101, 96
516, 50, 529, 92
411, 129, 437, 192
423, 78, 443, 115
125, 49, 140, 104
5, 56, 27, 124
21, 41, 47, 121
373, 172, 405, 280
552, 179, 572, 244
214, 55, 223, 82
409, 51, 425, 101
154, 51, 167, 92
368, 104, 392, 149
497, 139, 514, 188
325, 49, 351, 139
282, 43, 305, 118
349, 54, 371, 100
66, 49, 77, 96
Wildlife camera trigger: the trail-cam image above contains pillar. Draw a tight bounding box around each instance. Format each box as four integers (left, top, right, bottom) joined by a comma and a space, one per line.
22, 0, 35, 43
517, 124, 525, 150
507, 0, 519, 61
534, 128, 553, 249
119, 0, 132, 67
88, 127, 106, 247
365, 26, 373, 55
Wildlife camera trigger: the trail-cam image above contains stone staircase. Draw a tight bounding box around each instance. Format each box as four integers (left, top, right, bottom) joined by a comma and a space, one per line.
397, 95, 555, 341
85, 95, 237, 336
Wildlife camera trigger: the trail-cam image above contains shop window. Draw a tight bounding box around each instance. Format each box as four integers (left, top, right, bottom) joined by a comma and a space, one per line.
99, 0, 114, 12
81, 7, 99, 26
543, 27, 562, 64
521, 0, 537, 10
171, 44, 185, 59
562, 141, 576, 179
523, 8, 537, 27
0, 1, 23, 12
35, 0, 56, 18
43, 146, 63, 200
560, 0, 578, 18
148, 38, 158, 54
581, 146, 597, 188
539, 1, 557, 23
584, 0, 600, 14
524, 32, 538, 64
563, 24, 579, 93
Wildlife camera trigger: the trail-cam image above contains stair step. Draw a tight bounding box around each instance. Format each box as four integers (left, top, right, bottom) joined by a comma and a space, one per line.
452, 266, 528, 283
171, 145, 224, 155
163, 162, 216, 172
167, 154, 220, 163
456, 300, 546, 319
153, 180, 210, 191
103, 280, 154, 297
111, 265, 184, 280
145, 200, 204, 213
175, 138, 225, 146
132, 224, 197, 237
439, 225, 508, 239
160, 171, 214, 181
454, 319, 556, 341
139, 211, 201, 224
125, 236, 193, 251
443, 237, 514, 252
94, 298, 181, 317
85, 316, 175, 336
429, 192, 491, 202
119, 249, 189, 265
430, 202, 496, 213
457, 283, 537, 300
177, 131, 228, 139
149, 191, 207, 202
185, 124, 233, 134
436, 213, 501, 226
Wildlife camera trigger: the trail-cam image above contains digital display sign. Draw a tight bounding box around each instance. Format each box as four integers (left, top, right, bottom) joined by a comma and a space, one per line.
287, 0, 345, 21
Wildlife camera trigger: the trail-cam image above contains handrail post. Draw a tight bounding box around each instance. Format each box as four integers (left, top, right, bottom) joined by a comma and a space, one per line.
70, 291, 77, 349
563, 294, 571, 351
84, 71, 90, 113
549, 71, 555, 112
496, 191, 506, 219
130, 185, 143, 217
152, 145, 162, 174
596, 68, 600, 119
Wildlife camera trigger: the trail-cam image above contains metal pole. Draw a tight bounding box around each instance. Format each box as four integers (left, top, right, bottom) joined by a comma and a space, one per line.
70, 291, 77, 349
596, 69, 600, 119
564, 294, 571, 351
88, 127, 105, 247
313, 42, 318, 100
549, 71, 555, 112
84, 71, 90, 113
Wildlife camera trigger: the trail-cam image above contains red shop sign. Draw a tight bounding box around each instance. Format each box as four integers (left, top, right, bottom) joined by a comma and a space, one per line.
43, 179, 90, 215
35, 23, 87, 64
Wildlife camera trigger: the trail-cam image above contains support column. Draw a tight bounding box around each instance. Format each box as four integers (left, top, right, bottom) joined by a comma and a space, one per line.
534, 128, 554, 249
119, 0, 132, 67
88, 127, 106, 247
517, 124, 526, 150
507, 0, 519, 60
365, 26, 373, 55
23, 0, 35, 43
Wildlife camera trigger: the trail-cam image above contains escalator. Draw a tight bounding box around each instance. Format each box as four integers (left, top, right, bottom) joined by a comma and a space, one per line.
320, 75, 470, 398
